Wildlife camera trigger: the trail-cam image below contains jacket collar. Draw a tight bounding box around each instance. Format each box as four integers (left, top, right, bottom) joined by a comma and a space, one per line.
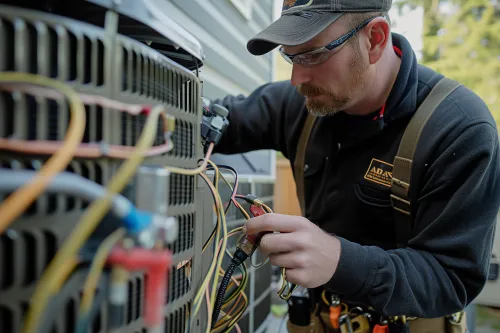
331, 33, 419, 147
384, 33, 419, 123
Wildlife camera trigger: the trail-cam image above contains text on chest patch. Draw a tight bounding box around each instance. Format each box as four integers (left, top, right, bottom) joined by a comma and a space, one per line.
364, 158, 393, 187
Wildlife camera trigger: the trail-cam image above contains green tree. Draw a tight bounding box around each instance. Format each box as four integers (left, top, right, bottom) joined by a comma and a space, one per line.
398, 0, 500, 127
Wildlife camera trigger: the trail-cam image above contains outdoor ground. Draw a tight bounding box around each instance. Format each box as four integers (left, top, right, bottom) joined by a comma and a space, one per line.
477, 306, 500, 333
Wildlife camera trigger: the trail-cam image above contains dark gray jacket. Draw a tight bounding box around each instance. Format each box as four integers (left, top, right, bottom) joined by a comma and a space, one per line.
213, 33, 500, 317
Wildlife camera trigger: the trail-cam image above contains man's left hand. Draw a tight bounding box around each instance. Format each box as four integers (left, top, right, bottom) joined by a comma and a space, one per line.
244, 213, 341, 288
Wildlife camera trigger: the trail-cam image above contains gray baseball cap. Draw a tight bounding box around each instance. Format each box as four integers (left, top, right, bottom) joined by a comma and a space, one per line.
247, 0, 392, 55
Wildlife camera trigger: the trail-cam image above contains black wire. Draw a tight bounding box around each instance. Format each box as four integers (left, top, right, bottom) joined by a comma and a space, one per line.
215, 165, 239, 215
202, 164, 239, 251
205, 164, 239, 212
211, 256, 241, 329
198, 167, 221, 252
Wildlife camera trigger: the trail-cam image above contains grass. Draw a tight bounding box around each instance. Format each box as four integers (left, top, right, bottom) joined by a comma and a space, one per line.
477, 305, 500, 330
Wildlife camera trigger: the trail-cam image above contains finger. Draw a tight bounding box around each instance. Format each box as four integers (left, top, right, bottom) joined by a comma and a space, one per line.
259, 233, 297, 254
269, 252, 307, 269
282, 268, 308, 287
245, 213, 302, 235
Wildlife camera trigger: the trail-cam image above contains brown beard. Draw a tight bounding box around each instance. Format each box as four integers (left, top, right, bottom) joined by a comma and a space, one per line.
297, 44, 367, 117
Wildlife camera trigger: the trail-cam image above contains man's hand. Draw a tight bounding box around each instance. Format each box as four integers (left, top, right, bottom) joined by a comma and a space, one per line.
244, 213, 341, 288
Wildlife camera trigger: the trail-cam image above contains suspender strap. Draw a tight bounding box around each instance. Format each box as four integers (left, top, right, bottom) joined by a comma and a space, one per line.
391, 77, 462, 247
294, 113, 317, 216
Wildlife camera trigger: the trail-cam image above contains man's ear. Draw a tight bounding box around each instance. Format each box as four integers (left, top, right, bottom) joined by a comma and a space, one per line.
364, 18, 391, 65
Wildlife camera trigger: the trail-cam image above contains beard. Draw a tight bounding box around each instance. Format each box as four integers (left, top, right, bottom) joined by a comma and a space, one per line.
297, 44, 368, 117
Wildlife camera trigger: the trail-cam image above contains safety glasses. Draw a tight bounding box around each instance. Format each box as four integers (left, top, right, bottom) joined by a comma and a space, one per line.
279, 16, 383, 67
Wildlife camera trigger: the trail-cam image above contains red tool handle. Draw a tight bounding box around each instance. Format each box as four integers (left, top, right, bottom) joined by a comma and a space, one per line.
246, 205, 270, 244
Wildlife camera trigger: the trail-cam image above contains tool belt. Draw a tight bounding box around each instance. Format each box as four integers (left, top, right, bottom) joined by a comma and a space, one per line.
285, 293, 468, 333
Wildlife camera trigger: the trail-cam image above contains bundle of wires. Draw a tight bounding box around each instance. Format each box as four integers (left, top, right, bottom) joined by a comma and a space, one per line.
211, 192, 274, 330
188, 162, 229, 333
187, 161, 254, 333
212, 229, 248, 333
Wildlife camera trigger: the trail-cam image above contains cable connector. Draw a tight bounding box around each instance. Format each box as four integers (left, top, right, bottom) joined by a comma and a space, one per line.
236, 194, 264, 207
107, 247, 172, 332
121, 206, 154, 234
201, 100, 229, 148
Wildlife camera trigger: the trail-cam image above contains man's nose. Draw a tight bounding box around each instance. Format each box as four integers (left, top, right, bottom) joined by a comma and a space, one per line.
290, 64, 312, 87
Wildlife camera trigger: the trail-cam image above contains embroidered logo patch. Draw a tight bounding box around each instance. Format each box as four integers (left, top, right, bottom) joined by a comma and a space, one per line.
364, 158, 393, 187
283, 0, 313, 11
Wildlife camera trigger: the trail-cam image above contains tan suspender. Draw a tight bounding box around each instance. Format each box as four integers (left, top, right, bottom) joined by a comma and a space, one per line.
293, 77, 462, 246
293, 113, 317, 216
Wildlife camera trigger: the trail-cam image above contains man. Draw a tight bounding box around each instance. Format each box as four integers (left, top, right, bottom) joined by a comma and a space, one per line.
211, 0, 500, 331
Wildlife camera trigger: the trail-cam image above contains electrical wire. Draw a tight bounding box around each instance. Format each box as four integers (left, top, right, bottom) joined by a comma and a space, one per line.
191, 163, 255, 332
0, 169, 134, 219
206, 164, 239, 215
211, 229, 248, 333
188, 171, 226, 332
76, 228, 126, 333
221, 228, 247, 305
212, 253, 242, 328
202, 165, 239, 253
21, 104, 165, 333
0, 137, 174, 159
0, 83, 175, 159
0, 72, 86, 234
165, 142, 215, 175
36, 265, 108, 333
213, 282, 247, 333
210, 227, 246, 328
204, 160, 233, 333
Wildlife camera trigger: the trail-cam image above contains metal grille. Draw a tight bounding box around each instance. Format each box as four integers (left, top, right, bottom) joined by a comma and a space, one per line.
169, 174, 195, 206
167, 264, 191, 303
0, 16, 105, 84
168, 213, 195, 254
120, 45, 197, 114
0, 3, 202, 333
165, 303, 191, 333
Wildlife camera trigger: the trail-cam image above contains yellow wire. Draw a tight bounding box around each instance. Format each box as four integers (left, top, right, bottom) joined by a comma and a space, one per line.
194, 174, 224, 306
202, 168, 238, 253
233, 200, 251, 220
164, 142, 214, 175
219, 292, 248, 333
213, 284, 247, 332
79, 228, 126, 314
190, 171, 224, 323
52, 257, 79, 292
205, 161, 229, 333
194, 169, 221, 304
261, 203, 273, 214
22, 105, 165, 333
0, 72, 86, 233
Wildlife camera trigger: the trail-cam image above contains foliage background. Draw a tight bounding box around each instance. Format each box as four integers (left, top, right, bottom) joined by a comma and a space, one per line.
397, 0, 500, 127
